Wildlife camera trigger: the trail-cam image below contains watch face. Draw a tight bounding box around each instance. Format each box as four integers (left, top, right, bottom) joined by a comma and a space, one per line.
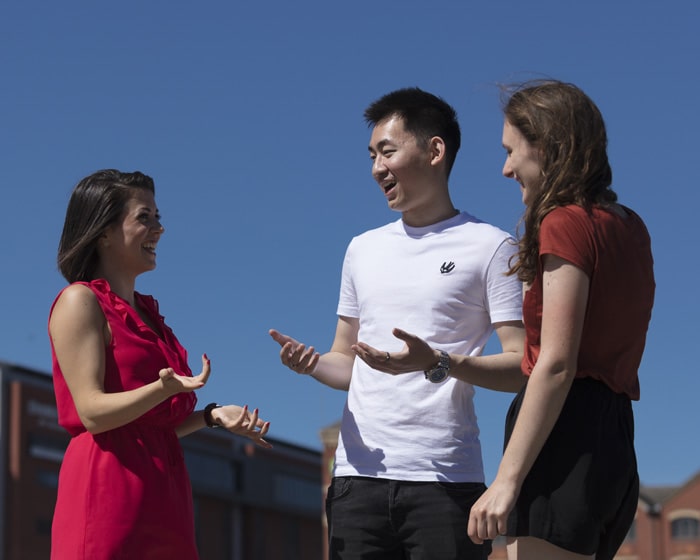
428, 367, 448, 383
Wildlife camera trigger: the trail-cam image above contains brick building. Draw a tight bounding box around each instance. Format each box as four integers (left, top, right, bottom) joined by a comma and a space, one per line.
0, 361, 324, 560
616, 471, 700, 560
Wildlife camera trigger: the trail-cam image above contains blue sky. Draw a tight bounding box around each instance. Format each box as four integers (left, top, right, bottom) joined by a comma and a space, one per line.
1, 1, 698, 486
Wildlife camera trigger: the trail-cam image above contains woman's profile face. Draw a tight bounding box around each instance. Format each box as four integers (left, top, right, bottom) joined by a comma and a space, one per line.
100, 189, 164, 277
501, 120, 542, 207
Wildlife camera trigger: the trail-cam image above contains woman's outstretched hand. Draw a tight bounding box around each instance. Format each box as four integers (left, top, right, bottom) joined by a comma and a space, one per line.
159, 354, 212, 394
352, 328, 438, 374
210, 404, 272, 449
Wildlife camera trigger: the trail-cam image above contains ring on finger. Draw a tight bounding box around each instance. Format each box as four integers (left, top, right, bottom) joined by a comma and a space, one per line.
384, 352, 390, 362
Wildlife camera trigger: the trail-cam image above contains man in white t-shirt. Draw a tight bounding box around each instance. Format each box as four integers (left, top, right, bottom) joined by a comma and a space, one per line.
270, 88, 525, 559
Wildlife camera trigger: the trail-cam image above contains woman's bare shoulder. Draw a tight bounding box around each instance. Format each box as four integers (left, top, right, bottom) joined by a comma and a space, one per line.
51, 283, 103, 326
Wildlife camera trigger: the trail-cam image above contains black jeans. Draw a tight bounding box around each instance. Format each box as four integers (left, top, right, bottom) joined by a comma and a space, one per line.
326, 476, 491, 559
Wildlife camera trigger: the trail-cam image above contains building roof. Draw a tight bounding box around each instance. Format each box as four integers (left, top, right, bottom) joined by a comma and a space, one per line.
639, 469, 700, 510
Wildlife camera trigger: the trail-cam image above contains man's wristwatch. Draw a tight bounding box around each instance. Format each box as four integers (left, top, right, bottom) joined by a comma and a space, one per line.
424, 350, 450, 383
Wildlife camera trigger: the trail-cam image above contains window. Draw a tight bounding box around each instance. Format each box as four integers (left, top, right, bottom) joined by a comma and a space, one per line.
274, 474, 321, 512
36, 468, 60, 489
671, 517, 700, 540
28, 433, 68, 463
184, 450, 236, 493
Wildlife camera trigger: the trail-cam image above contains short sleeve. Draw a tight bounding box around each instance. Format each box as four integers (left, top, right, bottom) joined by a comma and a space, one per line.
539, 207, 595, 276
336, 240, 359, 319
485, 238, 523, 324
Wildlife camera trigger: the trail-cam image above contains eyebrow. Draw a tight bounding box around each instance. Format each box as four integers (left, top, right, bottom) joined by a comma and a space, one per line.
368, 139, 393, 152
134, 205, 160, 215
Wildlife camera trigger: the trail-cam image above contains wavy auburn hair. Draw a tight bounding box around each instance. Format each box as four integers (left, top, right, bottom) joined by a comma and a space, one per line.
503, 80, 617, 283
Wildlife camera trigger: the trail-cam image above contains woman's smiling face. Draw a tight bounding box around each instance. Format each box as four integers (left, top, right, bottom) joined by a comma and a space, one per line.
501, 119, 542, 207
101, 189, 164, 276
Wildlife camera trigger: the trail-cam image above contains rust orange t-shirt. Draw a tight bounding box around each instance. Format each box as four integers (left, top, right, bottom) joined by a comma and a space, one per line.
521, 205, 655, 400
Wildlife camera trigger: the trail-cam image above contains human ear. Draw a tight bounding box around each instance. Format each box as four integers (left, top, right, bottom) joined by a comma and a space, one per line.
98, 233, 111, 250
428, 136, 446, 167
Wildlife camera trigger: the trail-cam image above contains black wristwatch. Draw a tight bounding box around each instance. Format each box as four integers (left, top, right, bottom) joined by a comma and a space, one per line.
204, 402, 222, 428
424, 350, 450, 383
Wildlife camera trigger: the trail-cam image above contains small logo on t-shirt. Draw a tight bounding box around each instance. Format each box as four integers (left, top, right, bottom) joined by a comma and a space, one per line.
440, 261, 455, 274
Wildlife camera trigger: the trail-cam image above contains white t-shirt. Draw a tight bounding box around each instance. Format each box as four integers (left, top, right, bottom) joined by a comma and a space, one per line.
334, 212, 522, 482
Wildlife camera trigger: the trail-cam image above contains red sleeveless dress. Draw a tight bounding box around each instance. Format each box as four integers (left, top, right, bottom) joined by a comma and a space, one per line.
49, 279, 199, 559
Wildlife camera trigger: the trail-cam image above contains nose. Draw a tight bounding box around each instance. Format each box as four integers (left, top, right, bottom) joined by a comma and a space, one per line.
153, 220, 165, 234
502, 157, 514, 178
372, 154, 386, 180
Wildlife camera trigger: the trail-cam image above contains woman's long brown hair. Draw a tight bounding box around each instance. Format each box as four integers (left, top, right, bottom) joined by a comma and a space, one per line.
503, 80, 618, 284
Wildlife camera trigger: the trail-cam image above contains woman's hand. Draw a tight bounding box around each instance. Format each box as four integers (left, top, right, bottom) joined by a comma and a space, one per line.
159, 354, 211, 395
467, 478, 519, 544
352, 328, 438, 374
211, 404, 272, 449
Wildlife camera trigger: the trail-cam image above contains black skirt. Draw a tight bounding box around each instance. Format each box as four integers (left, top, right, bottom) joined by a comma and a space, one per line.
504, 376, 638, 559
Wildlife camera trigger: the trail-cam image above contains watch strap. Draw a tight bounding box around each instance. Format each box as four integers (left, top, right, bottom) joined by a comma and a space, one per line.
204, 402, 222, 428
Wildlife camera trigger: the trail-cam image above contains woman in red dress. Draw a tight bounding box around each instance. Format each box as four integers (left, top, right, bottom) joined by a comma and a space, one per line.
49, 169, 271, 559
